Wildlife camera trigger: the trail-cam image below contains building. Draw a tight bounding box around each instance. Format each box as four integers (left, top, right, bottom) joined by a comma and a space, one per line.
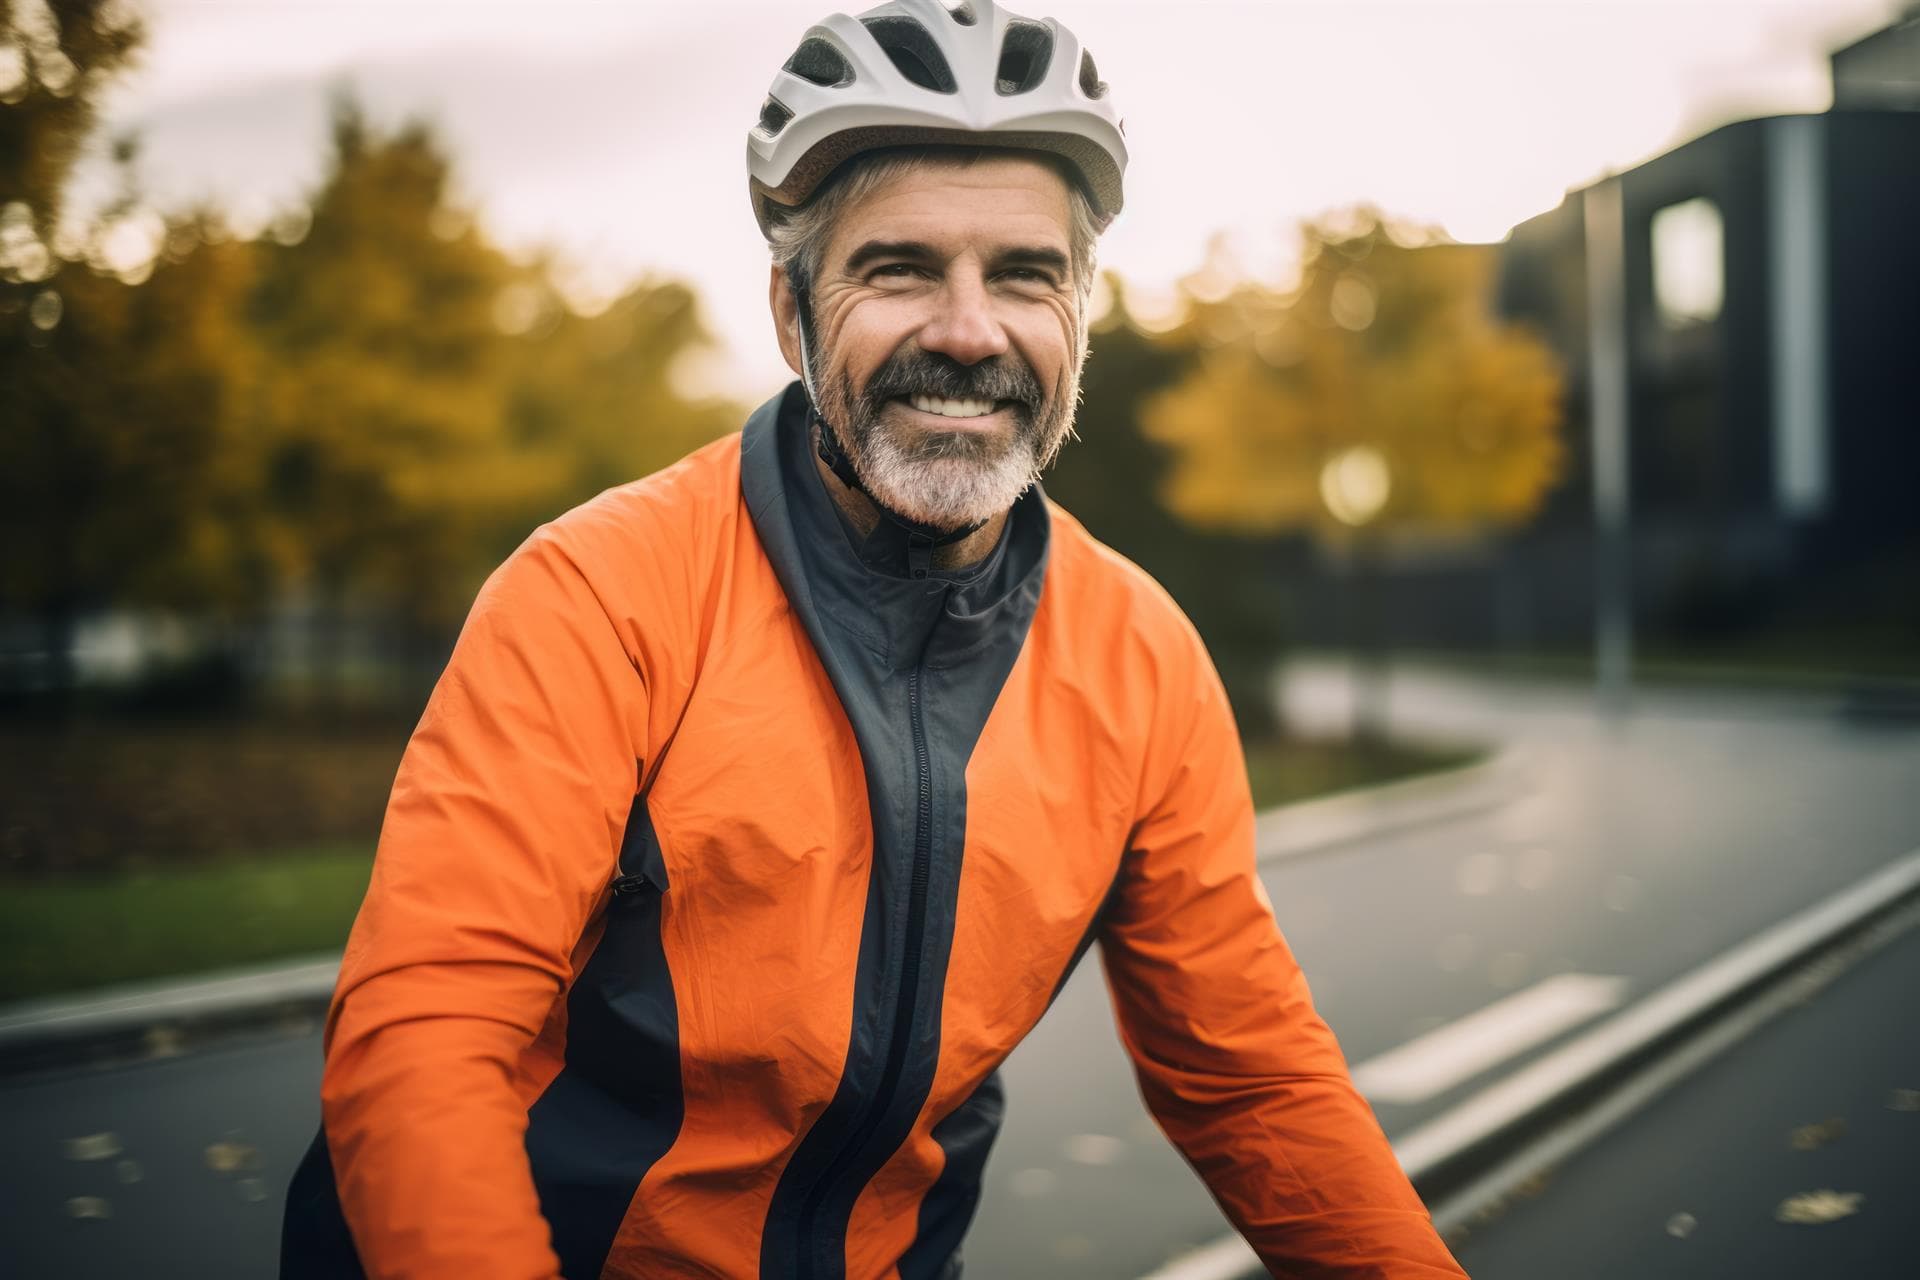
1298, 9, 1920, 657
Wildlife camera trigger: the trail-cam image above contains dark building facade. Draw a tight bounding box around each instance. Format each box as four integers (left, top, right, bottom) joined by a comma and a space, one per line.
1282, 12, 1920, 658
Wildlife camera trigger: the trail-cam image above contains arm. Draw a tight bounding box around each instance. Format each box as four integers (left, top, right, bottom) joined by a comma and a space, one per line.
319, 531, 649, 1280
1099, 647, 1465, 1278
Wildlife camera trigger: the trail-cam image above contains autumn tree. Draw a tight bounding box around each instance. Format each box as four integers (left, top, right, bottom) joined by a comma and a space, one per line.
0, 0, 141, 232
499, 272, 738, 552
246, 98, 537, 645
2, 7, 741, 712
1, 0, 194, 695
1048, 278, 1291, 739
1144, 210, 1565, 738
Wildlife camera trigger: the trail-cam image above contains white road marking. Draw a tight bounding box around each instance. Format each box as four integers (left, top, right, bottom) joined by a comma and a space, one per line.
1350, 973, 1629, 1105
1141, 849, 1920, 1280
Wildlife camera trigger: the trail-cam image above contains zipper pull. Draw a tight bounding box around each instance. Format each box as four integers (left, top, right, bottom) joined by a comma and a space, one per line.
907, 533, 934, 580
610, 873, 653, 897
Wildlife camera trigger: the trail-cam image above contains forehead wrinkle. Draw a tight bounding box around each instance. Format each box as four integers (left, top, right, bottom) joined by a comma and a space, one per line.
826, 165, 1074, 269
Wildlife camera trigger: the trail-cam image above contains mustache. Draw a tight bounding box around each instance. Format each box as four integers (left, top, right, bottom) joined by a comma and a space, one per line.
861, 348, 1045, 413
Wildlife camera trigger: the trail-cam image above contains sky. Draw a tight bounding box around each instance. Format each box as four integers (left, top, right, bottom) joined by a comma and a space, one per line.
74, 0, 1908, 398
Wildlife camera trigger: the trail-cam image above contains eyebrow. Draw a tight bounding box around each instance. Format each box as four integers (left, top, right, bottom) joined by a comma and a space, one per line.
842, 239, 1071, 278
844, 239, 939, 273
995, 246, 1071, 277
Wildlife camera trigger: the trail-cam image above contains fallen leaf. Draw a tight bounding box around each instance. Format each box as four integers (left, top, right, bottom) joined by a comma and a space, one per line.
1512, 1170, 1552, 1198
1061, 1133, 1126, 1166
63, 1133, 122, 1162
1666, 1212, 1697, 1239
204, 1141, 259, 1175
66, 1196, 112, 1221
1888, 1088, 1920, 1113
1788, 1116, 1846, 1151
143, 1026, 184, 1058
1775, 1189, 1863, 1225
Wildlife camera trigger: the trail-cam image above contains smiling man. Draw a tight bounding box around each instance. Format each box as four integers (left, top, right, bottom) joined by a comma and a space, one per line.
769, 151, 1085, 552
279, 2, 1465, 1278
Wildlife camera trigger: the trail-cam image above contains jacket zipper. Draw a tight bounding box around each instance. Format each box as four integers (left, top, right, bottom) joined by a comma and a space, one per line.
794, 663, 935, 1278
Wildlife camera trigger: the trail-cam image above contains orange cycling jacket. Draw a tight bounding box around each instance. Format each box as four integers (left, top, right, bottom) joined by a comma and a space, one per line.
280, 386, 1466, 1279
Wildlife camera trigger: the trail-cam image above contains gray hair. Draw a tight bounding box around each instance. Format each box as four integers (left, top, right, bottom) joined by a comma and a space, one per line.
766, 146, 1102, 317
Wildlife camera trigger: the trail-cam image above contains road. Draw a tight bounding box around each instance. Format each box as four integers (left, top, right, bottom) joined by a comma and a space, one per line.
968, 664, 1920, 1274
4, 664, 1918, 1278
1451, 907, 1920, 1279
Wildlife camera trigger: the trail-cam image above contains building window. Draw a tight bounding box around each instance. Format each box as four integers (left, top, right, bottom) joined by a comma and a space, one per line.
1651, 197, 1724, 328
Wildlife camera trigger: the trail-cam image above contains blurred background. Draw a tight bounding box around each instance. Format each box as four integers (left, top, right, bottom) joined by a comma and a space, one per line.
3, 1, 1918, 1277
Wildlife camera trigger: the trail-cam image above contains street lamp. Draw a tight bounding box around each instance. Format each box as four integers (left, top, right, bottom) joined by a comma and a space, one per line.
1320, 445, 1392, 528
1321, 445, 1393, 744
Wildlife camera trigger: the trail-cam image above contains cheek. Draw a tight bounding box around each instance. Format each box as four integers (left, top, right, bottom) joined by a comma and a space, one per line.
822, 300, 918, 378
1015, 304, 1080, 387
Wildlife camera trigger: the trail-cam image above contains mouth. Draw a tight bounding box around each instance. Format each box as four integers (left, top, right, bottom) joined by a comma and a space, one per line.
892, 394, 1019, 425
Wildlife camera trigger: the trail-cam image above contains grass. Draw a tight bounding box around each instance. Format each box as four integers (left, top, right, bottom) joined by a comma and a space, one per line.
0, 842, 375, 1004
0, 736, 1478, 1005
1243, 736, 1482, 810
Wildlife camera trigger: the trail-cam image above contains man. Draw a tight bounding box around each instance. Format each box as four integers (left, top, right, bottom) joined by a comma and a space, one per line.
281, 2, 1467, 1277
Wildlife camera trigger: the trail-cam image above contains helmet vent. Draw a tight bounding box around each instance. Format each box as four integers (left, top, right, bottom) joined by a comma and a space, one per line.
757, 96, 794, 137
940, 0, 977, 25
1078, 50, 1107, 99
996, 20, 1054, 96
860, 15, 959, 93
783, 37, 855, 88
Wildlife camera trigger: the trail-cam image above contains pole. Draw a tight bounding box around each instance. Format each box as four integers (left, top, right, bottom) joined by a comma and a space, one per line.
1583, 176, 1632, 714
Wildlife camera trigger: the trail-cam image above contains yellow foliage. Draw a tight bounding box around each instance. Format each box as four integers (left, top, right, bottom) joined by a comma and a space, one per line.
1143, 211, 1565, 545
243, 100, 739, 624
5, 88, 741, 635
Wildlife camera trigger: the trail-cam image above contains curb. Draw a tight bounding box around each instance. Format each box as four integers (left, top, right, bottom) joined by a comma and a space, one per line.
0, 748, 1518, 1077
1137, 844, 1920, 1280
0, 952, 340, 1079
1307, 649, 1920, 708
1254, 747, 1525, 866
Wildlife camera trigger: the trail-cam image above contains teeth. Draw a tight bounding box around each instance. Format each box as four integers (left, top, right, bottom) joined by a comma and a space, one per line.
908, 394, 997, 418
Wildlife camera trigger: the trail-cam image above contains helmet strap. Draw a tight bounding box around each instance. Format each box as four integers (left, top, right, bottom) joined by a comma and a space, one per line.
792, 290, 988, 575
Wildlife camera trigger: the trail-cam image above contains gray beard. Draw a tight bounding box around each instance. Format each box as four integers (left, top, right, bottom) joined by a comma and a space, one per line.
814, 353, 1082, 531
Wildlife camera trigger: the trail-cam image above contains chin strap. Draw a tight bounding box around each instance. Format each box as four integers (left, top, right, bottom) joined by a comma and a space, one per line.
794, 299, 986, 578
811, 408, 984, 578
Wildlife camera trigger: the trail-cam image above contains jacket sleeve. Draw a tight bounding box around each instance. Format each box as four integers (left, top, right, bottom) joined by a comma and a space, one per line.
1098, 643, 1466, 1278
318, 531, 649, 1280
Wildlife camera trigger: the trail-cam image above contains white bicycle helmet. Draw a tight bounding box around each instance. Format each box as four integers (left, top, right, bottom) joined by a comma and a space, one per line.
747, 0, 1127, 237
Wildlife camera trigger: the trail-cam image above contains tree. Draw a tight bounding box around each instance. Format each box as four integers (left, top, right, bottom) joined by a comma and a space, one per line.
2, 0, 159, 696
5, 6, 741, 709
1048, 277, 1291, 739
247, 99, 542, 638
499, 273, 739, 558
1143, 210, 1565, 738
0, 0, 142, 230
246, 95, 742, 698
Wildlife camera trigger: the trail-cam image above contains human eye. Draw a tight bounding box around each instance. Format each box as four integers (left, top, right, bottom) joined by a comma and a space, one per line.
997, 265, 1062, 291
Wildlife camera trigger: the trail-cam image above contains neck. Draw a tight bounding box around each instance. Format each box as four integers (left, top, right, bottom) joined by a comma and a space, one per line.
810, 435, 1010, 571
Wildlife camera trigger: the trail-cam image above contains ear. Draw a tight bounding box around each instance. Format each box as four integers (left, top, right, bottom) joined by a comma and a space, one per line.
769, 264, 805, 379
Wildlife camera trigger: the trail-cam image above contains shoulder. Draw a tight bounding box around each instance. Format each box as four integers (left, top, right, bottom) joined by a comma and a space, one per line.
476, 431, 746, 670
1040, 498, 1209, 664
531, 431, 745, 579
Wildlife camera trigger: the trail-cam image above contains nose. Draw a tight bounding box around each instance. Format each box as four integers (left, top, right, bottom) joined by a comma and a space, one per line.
916, 272, 1009, 365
